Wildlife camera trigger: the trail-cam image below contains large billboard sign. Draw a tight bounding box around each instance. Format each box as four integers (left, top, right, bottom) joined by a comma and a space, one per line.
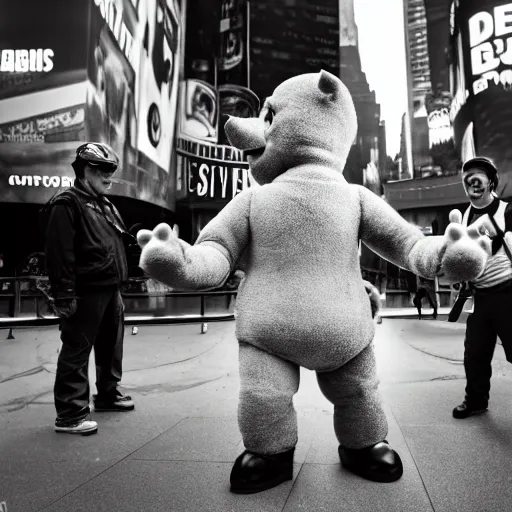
176, 0, 257, 204
0, 0, 88, 204
467, 3, 512, 95
452, 0, 512, 197
0, 0, 183, 208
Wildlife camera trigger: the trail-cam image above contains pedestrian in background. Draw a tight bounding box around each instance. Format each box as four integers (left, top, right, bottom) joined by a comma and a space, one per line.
42, 142, 134, 436
452, 157, 512, 419
413, 275, 437, 320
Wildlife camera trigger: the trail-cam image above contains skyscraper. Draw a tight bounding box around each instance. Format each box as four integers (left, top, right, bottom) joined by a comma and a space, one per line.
338, 0, 382, 186
407, 0, 432, 113
403, 0, 433, 177
249, 0, 340, 100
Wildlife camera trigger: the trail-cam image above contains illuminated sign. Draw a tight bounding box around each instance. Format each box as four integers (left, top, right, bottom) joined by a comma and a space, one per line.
219, 0, 245, 71
428, 108, 453, 147
451, 0, 512, 198
0, 49, 54, 73
176, 137, 250, 201
8, 175, 75, 187
468, 3, 512, 94
0, 107, 84, 143
93, 0, 138, 71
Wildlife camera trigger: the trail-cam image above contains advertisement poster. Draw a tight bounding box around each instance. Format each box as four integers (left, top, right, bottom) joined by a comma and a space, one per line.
176, 0, 258, 205
0, 0, 183, 208
86, 0, 183, 208
0, 0, 89, 204
454, 0, 512, 197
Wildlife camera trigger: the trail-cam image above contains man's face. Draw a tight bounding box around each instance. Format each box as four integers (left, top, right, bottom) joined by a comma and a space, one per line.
462, 167, 492, 202
83, 164, 115, 195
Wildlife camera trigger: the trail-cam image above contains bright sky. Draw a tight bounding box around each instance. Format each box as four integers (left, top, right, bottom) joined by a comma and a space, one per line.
354, 0, 408, 158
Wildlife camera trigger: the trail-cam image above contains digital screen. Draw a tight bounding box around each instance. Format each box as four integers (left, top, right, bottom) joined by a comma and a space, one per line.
452, 0, 512, 197
0, 0, 183, 208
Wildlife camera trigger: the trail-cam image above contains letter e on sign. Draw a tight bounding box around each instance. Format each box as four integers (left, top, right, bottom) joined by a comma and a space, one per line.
495, 4, 512, 38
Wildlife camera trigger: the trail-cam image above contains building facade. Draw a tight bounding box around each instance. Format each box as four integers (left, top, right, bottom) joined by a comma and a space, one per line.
249, 0, 340, 100
338, 0, 383, 187
402, 0, 434, 177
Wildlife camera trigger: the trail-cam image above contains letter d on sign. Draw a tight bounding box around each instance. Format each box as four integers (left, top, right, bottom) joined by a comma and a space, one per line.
469, 11, 494, 48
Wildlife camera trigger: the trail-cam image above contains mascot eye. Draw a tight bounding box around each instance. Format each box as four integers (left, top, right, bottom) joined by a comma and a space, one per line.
263, 108, 274, 130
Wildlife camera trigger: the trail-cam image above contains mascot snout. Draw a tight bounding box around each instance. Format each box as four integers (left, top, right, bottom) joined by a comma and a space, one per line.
225, 116, 266, 153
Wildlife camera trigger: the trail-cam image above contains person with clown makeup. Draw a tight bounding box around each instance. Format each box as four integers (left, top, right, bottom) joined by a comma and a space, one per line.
452, 156, 512, 419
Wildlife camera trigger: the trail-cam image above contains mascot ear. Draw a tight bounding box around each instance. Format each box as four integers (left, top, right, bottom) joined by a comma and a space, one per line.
318, 70, 339, 100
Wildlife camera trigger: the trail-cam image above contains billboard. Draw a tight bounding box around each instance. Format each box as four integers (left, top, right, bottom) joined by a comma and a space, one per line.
176, 0, 257, 204
452, 0, 512, 197
0, 0, 184, 208
0, 0, 89, 204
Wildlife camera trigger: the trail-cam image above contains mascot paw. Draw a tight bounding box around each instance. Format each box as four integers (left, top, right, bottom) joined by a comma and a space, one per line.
363, 280, 381, 319
137, 223, 184, 283
440, 210, 491, 283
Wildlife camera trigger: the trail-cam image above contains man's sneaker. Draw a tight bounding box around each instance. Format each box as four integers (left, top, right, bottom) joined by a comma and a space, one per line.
55, 419, 98, 436
93, 394, 135, 412
453, 401, 488, 419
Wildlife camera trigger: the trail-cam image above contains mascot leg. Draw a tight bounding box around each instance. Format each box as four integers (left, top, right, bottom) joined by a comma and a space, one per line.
316, 342, 403, 483
230, 341, 299, 494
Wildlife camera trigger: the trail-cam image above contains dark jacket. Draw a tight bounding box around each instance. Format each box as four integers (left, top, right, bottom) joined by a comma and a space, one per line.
43, 182, 129, 298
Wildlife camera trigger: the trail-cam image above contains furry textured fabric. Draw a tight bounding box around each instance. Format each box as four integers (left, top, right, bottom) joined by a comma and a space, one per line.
316, 342, 387, 449
138, 70, 490, 456
138, 223, 231, 290
238, 342, 299, 455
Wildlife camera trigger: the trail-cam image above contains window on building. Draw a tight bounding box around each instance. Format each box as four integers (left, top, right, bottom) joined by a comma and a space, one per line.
316, 14, 337, 24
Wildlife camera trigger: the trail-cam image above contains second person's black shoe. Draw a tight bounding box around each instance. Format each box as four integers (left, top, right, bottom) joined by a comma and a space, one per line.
94, 394, 135, 412
452, 401, 488, 419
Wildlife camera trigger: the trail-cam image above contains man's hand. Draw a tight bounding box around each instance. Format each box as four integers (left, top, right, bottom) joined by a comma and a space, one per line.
52, 298, 77, 318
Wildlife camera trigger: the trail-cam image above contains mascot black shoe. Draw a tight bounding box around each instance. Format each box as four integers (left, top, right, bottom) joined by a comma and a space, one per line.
230, 448, 295, 494
339, 441, 403, 483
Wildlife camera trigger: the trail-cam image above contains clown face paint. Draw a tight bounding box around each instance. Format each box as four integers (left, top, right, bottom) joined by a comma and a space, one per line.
462, 168, 493, 207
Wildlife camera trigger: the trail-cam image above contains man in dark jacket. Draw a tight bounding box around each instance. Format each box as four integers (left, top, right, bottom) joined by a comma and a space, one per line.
44, 142, 134, 435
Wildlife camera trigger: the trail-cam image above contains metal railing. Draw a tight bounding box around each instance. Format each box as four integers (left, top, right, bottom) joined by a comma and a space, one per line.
0, 276, 237, 330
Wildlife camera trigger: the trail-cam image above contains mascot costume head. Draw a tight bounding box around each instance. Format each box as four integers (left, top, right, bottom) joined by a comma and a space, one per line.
137, 70, 490, 493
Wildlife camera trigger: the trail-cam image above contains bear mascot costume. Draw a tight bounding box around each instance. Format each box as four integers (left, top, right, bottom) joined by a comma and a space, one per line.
137, 70, 490, 493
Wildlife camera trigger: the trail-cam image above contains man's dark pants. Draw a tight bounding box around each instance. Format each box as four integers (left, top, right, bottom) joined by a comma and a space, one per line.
464, 284, 512, 407
54, 288, 124, 425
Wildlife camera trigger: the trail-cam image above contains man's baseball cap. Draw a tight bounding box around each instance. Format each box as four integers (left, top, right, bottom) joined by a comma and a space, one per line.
462, 156, 499, 190
462, 156, 498, 176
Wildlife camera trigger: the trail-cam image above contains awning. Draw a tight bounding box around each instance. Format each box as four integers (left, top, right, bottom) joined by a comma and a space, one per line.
383, 174, 469, 211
